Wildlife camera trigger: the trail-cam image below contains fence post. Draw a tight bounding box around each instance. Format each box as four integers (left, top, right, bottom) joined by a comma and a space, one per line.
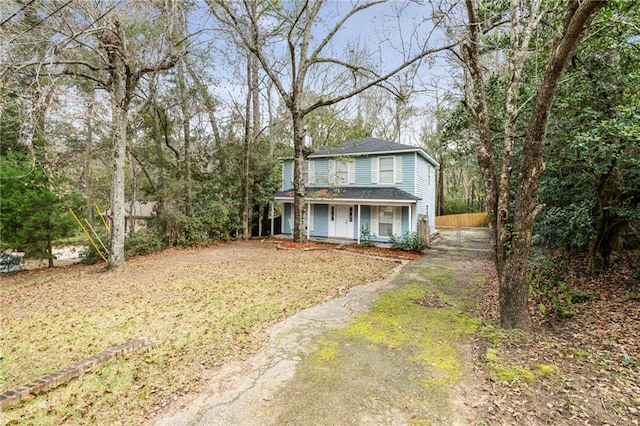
418, 214, 430, 248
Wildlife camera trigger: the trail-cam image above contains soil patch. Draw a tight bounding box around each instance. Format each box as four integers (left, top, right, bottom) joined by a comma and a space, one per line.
473, 250, 640, 425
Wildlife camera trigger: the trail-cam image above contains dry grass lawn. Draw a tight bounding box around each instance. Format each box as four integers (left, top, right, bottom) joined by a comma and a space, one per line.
1, 240, 399, 425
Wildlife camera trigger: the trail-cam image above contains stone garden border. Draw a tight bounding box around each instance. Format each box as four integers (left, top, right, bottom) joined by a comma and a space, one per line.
0, 337, 156, 410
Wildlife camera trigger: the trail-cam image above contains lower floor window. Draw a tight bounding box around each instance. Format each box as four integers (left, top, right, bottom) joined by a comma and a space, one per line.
379, 206, 394, 237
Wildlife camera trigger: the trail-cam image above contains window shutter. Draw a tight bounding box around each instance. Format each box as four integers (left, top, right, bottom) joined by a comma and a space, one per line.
348, 161, 355, 184
329, 159, 336, 184
308, 160, 315, 184
394, 206, 402, 236
370, 206, 379, 237
395, 156, 403, 183
289, 204, 294, 233
371, 157, 379, 184
308, 204, 314, 231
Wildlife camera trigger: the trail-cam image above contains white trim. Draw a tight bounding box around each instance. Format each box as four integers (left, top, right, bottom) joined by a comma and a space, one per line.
304, 148, 439, 167
328, 159, 336, 180
378, 156, 394, 184
274, 197, 417, 205
348, 161, 355, 184
393, 206, 402, 235
306, 203, 310, 238
357, 204, 361, 244
305, 160, 315, 184
371, 157, 379, 184
270, 202, 274, 235
414, 152, 417, 196
281, 162, 286, 190
308, 203, 314, 232
394, 156, 403, 183
371, 206, 378, 236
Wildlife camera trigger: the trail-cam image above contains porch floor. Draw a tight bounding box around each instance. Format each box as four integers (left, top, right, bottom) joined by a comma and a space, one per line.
272, 234, 392, 248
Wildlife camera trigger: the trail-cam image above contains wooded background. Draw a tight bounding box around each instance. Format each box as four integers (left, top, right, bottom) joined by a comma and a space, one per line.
1, 1, 637, 327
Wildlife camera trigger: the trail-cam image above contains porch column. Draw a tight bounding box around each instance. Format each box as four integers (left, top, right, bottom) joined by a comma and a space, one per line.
306, 202, 310, 239
270, 202, 274, 236
357, 204, 361, 244
409, 204, 413, 232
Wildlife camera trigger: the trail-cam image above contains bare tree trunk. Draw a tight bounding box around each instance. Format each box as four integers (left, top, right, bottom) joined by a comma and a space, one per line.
109, 90, 128, 270
184, 60, 222, 146
129, 151, 138, 234
437, 162, 444, 216
292, 113, 307, 243
177, 62, 193, 216
149, 78, 166, 216
462, 0, 499, 261
242, 56, 252, 240
463, 0, 606, 328
47, 240, 54, 268
109, 98, 127, 271
83, 92, 94, 229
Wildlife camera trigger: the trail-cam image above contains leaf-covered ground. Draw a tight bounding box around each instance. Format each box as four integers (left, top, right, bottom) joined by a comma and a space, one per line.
0, 240, 399, 425
473, 250, 640, 425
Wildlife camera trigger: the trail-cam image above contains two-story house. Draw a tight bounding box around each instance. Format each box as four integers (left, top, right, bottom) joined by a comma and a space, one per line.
273, 138, 438, 243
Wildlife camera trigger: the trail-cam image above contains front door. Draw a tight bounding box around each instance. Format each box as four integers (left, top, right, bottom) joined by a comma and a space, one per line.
329, 204, 354, 239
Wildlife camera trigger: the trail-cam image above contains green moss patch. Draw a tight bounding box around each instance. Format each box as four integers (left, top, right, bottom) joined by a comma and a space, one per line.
485, 347, 559, 383
262, 252, 489, 425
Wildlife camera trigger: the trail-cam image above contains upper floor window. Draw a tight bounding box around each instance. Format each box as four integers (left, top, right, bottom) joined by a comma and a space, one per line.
304, 160, 315, 184
335, 160, 348, 183
379, 157, 394, 184
371, 156, 402, 184
328, 159, 354, 185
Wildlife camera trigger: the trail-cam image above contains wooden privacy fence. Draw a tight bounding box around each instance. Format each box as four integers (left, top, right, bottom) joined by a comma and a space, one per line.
435, 212, 489, 228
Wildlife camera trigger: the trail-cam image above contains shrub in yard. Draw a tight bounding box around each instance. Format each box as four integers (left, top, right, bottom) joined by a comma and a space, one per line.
80, 235, 108, 264
80, 231, 164, 264
389, 231, 426, 252
359, 224, 376, 248
124, 230, 165, 257
0, 252, 23, 272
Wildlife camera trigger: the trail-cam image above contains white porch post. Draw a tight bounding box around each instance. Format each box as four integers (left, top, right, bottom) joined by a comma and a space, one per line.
269, 201, 274, 237
306, 202, 310, 239
357, 204, 361, 244
409, 204, 413, 232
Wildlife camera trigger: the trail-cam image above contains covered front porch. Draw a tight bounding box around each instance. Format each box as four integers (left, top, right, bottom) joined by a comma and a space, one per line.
272, 187, 422, 244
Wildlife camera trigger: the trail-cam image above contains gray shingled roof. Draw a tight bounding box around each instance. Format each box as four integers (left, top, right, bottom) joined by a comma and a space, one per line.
309, 138, 410, 156
106, 201, 156, 218
274, 186, 421, 202
307, 138, 438, 167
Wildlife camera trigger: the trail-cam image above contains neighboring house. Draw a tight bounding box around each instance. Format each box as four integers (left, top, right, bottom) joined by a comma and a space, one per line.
274, 138, 438, 243
106, 201, 157, 234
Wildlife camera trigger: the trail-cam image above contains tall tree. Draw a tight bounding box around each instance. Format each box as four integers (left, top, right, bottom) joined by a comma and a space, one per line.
536, 2, 640, 272
461, 0, 607, 328
53, 3, 183, 271
209, 0, 457, 242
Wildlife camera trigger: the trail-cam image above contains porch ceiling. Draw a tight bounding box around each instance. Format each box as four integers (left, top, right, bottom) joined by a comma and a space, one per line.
273, 186, 420, 204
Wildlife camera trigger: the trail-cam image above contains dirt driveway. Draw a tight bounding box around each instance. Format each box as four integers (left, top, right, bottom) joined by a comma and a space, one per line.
151, 235, 493, 425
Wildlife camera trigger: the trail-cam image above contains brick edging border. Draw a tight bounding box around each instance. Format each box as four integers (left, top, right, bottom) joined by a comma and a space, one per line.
0, 337, 156, 411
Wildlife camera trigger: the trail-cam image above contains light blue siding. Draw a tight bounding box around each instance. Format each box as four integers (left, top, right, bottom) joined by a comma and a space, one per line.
311, 204, 329, 237
279, 147, 437, 239
397, 153, 415, 195
415, 154, 436, 235
283, 203, 292, 234
401, 206, 409, 234
282, 161, 293, 190
358, 205, 372, 232
313, 158, 330, 186
355, 157, 371, 185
